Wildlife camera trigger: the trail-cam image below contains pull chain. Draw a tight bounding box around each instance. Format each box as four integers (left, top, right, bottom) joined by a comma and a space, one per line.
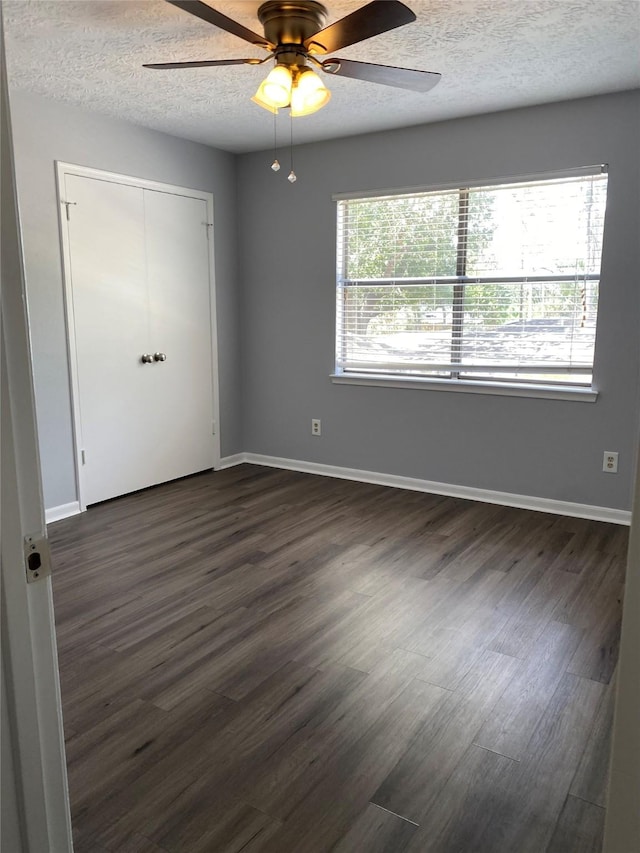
271, 108, 280, 172
288, 110, 297, 183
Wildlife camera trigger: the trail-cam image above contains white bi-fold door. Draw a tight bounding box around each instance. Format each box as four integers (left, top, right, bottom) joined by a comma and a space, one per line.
61, 168, 218, 507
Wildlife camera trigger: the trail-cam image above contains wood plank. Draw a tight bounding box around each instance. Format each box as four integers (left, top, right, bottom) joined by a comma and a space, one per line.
546, 795, 606, 853
240, 650, 448, 820
474, 620, 583, 759
403, 744, 518, 853
74, 591, 210, 654
131, 661, 368, 839
562, 553, 625, 683
570, 673, 617, 807
332, 803, 417, 852
399, 567, 505, 657
117, 835, 171, 853
205, 589, 370, 700
371, 649, 521, 823
154, 798, 281, 853
256, 678, 449, 853
67, 690, 234, 818
72, 692, 237, 847
292, 575, 452, 670
221, 658, 339, 734
488, 565, 580, 659
403, 627, 486, 691
478, 521, 571, 576
469, 673, 605, 853
488, 529, 573, 615
72, 826, 112, 853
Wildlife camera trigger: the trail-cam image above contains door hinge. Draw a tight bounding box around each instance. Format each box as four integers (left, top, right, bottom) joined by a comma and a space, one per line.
205, 222, 213, 239
81, 449, 86, 465
24, 534, 53, 584
62, 200, 77, 221
212, 420, 216, 435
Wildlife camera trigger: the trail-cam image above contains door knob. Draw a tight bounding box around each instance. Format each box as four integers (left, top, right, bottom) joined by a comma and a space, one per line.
154, 352, 167, 362
141, 353, 154, 364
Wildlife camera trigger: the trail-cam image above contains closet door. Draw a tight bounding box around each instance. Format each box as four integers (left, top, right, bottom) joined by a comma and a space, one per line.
64, 174, 215, 506
65, 174, 153, 505
143, 188, 214, 487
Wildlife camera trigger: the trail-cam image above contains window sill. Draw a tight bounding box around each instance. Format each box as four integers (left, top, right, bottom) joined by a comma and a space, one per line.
330, 372, 598, 402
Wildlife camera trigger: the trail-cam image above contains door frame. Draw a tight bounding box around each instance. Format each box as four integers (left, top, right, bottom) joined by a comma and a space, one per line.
2, 27, 73, 850
55, 162, 221, 511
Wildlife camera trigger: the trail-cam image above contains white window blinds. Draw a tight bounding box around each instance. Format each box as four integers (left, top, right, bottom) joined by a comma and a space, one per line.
335, 169, 608, 386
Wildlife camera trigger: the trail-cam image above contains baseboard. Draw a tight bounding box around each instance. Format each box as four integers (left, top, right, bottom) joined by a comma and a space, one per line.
232, 452, 631, 526
217, 453, 247, 469
45, 501, 81, 524
44, 458, 631, 526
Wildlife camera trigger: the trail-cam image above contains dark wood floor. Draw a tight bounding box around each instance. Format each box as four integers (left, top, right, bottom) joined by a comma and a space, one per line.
48, 464, 628, 853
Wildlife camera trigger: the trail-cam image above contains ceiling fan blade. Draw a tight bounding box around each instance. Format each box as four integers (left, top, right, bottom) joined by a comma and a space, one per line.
166, 1, 273, 49
322, 58, 441, 92
305, 0, 415, 55
144, 58, 264, 69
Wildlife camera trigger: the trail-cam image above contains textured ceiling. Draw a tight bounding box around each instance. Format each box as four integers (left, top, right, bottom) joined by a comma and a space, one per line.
3, 0, 640, 153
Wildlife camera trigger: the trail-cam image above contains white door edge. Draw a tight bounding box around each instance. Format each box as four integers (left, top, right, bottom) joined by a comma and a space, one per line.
55, 161, 221, 511
2, 24, 73, 850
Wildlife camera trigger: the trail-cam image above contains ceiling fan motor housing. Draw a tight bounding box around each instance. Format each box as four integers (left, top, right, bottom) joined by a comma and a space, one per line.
258, 1, 328, 51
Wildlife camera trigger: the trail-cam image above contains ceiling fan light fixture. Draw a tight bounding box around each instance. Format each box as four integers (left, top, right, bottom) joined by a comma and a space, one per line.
149, 1, 441, 124
290, 68, 331, 116
252, 64, 293, 111
250, 91, 278, 114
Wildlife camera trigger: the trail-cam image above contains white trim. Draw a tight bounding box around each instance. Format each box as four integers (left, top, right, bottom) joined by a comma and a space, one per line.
55, 161, 221, 510
45, 502, 81, 525
235, 453, 631, 525
217, 453, 247, 469
603, 429, 640, 852
205, 193, 222, 476
331, 373, 598, 402
55, 161, 213, 202
331, 164, 608, 201
2, 38, 73, 851
55, 164, 85, 509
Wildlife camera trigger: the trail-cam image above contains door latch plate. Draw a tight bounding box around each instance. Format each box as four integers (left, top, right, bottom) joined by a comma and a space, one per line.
24, 534, 53, 584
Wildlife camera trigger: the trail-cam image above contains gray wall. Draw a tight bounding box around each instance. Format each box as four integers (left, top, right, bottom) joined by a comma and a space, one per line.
8, 90, 242, 510
238, 92, 640, 511
8, 89, 640, 513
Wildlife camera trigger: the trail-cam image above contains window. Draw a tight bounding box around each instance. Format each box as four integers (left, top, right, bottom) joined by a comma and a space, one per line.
334, 168, 608, 395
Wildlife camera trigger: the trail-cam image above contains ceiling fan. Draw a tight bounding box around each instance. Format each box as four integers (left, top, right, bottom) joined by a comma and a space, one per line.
144, 0, 441, 116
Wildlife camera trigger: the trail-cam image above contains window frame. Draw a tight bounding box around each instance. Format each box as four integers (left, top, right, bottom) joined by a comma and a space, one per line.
332, 166, 607, 402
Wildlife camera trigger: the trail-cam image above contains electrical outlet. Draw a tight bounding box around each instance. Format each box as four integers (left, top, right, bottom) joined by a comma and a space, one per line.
311, 419, 321, 436
603, 451, 618, 473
